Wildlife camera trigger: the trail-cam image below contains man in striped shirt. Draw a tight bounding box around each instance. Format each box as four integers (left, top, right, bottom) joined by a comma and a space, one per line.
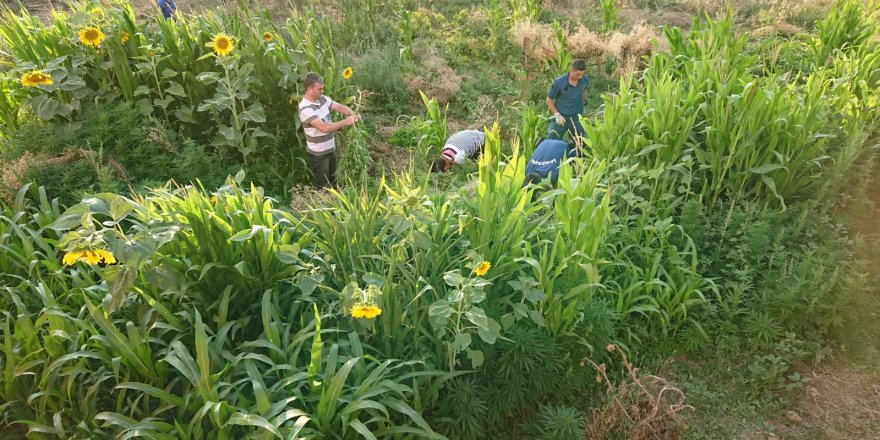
298, 72, 360, 188
430, 129, 486, 173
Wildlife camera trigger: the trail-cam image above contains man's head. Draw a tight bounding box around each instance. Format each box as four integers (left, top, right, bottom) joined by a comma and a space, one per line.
431, 157, 453, 173
569, 59, 587, 81
303, 72, 324, 100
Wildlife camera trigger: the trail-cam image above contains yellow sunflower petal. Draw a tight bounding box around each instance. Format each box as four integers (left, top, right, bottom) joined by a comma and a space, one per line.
83, 250, 102, 265
62, 251, 82, 266
121, 32, 129, 43
351, 304, 382, 319
96, 249, 116, 265
211, 33, 234, 56
21, 70, 53, 88
78, 26, 106, 47
474, 261, 491, 277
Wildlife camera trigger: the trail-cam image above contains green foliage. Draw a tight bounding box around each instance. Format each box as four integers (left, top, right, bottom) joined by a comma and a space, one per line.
430, 377, 488, 440
599, 0, 621, 33
349, 47, 409, 112
535, 404, 585, 440
810, 0, 879, 65
411, 91, 448, 156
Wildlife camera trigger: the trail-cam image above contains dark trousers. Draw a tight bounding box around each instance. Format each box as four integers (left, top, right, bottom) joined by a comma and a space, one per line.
547, 113, 585, 140
307, 151, 336, 189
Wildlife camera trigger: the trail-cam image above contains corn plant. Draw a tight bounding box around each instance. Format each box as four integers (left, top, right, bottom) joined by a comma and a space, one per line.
465, 126, 546, 294
412, 91, 448, 157
397, 8, 415, 60
810, 0, 878, 66
337, 90, 373, 186
599, 0, 621, 32
512, 100, 546, 158
546, 20, 572, 76
508, 0, 542, 23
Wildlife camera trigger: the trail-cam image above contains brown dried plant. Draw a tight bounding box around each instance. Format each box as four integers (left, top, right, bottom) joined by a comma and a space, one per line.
584, 344, 693, 440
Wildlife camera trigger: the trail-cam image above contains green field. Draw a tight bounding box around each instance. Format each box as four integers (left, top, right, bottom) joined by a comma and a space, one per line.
0, 0, 878, 438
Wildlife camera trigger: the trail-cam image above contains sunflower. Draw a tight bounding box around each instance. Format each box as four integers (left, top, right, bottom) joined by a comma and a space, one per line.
342, 67, 353, 80
78, 26, 106, 47
62, 249, 117, 266
262, 32, 273, 42
210, 33, 234, 56
473, 261, 491, 277
20, 70, 53, 87
148, 50, 156, 57
351, 303, 382, 319
120, 31, 129, 43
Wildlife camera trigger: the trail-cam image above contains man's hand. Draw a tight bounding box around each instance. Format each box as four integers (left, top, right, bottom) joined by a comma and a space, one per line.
554, 112, 565, 126
343, 114, 361, 126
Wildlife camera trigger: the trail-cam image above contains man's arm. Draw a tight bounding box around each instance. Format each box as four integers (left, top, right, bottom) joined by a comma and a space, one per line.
330, 101, 355, 117
308, 114, 358, 134
545, 96, 559, 115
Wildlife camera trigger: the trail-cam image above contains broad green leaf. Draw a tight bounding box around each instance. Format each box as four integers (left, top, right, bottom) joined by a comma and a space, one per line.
225, 413, 282, 439
165, 81, 186, 97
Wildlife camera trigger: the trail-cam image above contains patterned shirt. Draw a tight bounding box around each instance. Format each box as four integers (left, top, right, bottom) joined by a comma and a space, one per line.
298, 95, 335, 156
440, 130, 486, 164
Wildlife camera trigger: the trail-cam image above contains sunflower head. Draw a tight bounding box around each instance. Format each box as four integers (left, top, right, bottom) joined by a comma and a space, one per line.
351, 303, 382, 319
210, 33, 234, 56
62, 248, 116, 266
78, 26, 106, 47
474, 261, 491, 277
262, 32, 273, 42
120, 31, 129, 43
342, 67, 353, 80
148, 49, 156, 57
21, 70, 53, 88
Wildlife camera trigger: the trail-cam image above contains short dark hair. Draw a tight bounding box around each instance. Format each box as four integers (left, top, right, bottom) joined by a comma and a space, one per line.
431, 158, 448, 173
571, 59, 587, 71
304, 72, 324, 90
522, 172, 542, 188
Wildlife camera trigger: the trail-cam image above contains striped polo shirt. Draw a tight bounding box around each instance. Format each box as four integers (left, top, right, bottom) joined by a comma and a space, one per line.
440, 130, 485, 164
298, 95, 335, 156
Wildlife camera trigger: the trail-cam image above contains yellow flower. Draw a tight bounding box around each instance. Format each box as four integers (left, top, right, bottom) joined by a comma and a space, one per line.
148, 50, 156, 57
20, 70, 53, 87
90, 8, 104, 17
262, 32, 273, 42
211, 33, 234, 56
474, 261, 491, 277
342, 67, 353, 80
210, 195, 218, 205
78, 26, 106, 47
351, 303, 382, 319
120, 31, 129, 43
62, 250, 83, 266
62, 248, 116, 266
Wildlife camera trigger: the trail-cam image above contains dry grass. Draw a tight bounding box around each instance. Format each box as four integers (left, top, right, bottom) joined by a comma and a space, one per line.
288, 183, 334, 212
0, 150, 81, 203
584, 345, 693, 440
405, 47, 462, 105
568, 24, 607, 59
511, 19, 560, 62
606, 23, 659, 75
800, 366, 880, 439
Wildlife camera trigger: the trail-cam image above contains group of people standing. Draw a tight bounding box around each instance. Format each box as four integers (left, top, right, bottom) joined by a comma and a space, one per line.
299, 58, 591, 189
